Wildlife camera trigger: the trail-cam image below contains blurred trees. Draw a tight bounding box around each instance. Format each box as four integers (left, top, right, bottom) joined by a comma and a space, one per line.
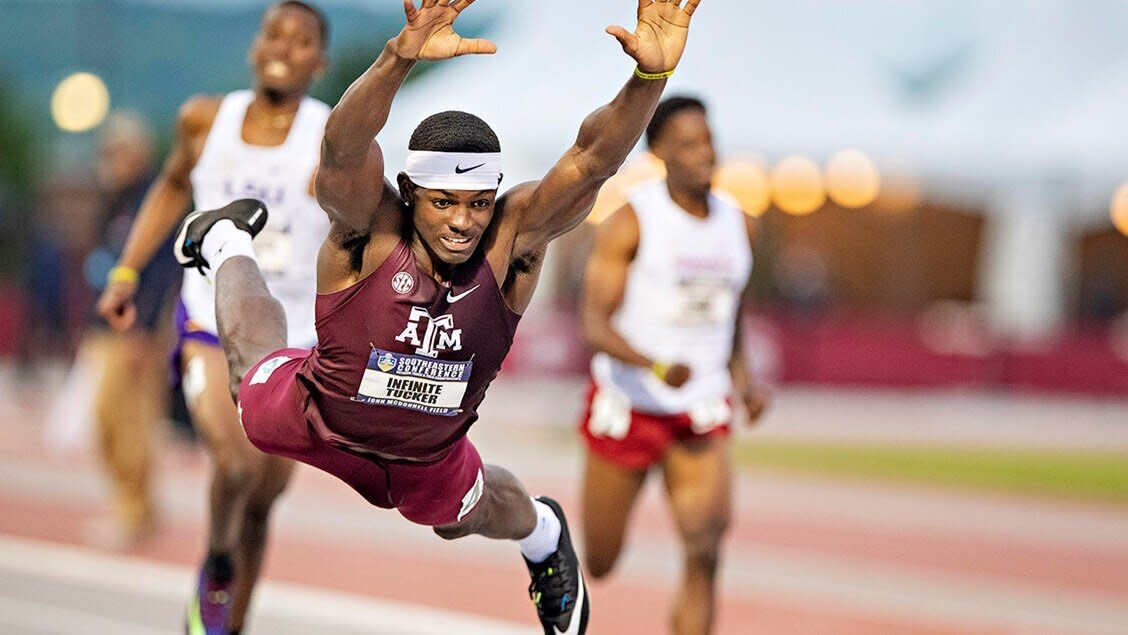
0, 72, 42, 275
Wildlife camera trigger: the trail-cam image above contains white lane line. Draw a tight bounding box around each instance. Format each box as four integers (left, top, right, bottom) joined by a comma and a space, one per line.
0, 534, 530, 635
604, 536, 1128, 634
0, 596, 167, 635
715, 544, 1128, 634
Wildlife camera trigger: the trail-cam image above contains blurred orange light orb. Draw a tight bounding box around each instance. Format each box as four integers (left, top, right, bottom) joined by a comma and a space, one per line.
771, 156, 825, 216
715, 161, 771, 216
826, 149, 881, 208
1111, 183, 1128, 236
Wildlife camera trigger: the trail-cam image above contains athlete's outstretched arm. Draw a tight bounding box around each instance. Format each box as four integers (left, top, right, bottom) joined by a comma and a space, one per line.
507, 0, 703, 256
581, 205, 691, 388
316, 0, 495, 231
96, 96, 218, 332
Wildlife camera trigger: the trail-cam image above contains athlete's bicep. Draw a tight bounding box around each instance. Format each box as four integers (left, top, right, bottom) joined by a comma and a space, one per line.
315, 137, 389, 232
581, 205, 639, 331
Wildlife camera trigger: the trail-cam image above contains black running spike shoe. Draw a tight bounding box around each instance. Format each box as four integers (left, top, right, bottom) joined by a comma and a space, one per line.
525, 496, 589, 635
173, 198, 269, 274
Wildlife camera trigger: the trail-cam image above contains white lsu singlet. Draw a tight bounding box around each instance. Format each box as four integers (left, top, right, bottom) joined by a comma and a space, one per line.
591, 179, 752, 425
183, 90, 330, 347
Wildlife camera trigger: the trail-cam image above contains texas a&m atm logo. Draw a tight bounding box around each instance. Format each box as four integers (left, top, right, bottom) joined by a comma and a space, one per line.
394, 306, 463, 358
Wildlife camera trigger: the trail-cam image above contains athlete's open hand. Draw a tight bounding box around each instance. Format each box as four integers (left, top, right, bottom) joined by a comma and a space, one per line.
393, 0, 497, 61
607, 0, 703, 74
97, 279, 138, 332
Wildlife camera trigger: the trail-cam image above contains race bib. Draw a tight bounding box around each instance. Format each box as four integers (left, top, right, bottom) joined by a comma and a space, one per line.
253, 228, 293, 275
672, 276, 735, 326
354, 348, 472, 417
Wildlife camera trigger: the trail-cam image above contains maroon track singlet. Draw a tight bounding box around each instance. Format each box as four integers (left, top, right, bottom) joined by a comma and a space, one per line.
297, 240, 521, 462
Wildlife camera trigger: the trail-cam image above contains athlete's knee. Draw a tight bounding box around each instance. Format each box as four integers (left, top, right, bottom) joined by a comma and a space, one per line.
585, 548, 620, 580
582, 510, 628, 579
245, 464, 292, 522
212, 445, 265, 492
433, 515, 478, 541
680, 513, 729, 571
685, 537, 722, 574
430, 483, 498, 540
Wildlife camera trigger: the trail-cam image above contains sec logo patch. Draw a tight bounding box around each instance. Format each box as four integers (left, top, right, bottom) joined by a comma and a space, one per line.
391, 271, 414, 295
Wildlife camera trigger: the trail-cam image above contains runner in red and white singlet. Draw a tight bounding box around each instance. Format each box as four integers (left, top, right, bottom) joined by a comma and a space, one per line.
578, 95, 768, 635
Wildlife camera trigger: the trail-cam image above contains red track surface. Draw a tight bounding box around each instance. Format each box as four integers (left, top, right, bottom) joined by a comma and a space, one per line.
1, 378, 1126, 633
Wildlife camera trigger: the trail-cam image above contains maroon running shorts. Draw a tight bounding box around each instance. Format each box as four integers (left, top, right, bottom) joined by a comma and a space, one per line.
579, 382, 731, 470
237, 348, 485, 527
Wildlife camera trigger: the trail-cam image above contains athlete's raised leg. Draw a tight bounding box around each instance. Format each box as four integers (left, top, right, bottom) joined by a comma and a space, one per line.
173, 199, 287, 395
662, 436, 732, 635
580, 451, 648, 579
213, 256, 287, 396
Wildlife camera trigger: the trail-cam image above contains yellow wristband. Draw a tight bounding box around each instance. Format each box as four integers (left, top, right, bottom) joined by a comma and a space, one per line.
635, 65, 675, 81
651, 361, 671, 381
108, 265, 139, 285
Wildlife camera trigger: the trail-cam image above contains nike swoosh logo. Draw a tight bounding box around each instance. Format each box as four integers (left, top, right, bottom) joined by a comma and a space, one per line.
446, 284, 480, 303
454, 163, 486, 174
553, 571, 586, 635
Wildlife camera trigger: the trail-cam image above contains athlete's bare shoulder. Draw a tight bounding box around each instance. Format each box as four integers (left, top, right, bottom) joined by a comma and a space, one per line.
597, 203, 641, 255
159, 95, 223, 186
176, 95, 223, 141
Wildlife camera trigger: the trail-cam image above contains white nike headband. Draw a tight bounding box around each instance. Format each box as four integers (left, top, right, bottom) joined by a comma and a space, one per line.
404, 150, 503, 191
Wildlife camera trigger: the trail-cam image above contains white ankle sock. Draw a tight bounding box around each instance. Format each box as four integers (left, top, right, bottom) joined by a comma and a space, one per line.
518, 498, 562, 563
200, 220, 256, 282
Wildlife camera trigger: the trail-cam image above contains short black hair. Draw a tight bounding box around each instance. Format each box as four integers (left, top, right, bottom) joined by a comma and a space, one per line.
270, 1, 330, 50
646, 95, 707, 147
409, 111, 501, 153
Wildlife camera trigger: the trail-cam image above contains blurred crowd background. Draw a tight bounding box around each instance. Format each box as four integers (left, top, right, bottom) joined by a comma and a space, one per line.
4, 0, 1128, 399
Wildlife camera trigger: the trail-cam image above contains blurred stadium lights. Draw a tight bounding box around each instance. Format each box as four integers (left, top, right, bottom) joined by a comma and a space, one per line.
1110, 182, 1128, 237
589, 151, 902, 222
715, 159, 772, 216
771, 155, 826, 215
826, 149, 881, 209
51, 72, 110, 133
872, 172, 922, 214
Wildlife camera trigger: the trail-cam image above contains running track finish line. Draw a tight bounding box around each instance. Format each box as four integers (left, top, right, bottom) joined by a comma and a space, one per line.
0, 534, 528, 635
